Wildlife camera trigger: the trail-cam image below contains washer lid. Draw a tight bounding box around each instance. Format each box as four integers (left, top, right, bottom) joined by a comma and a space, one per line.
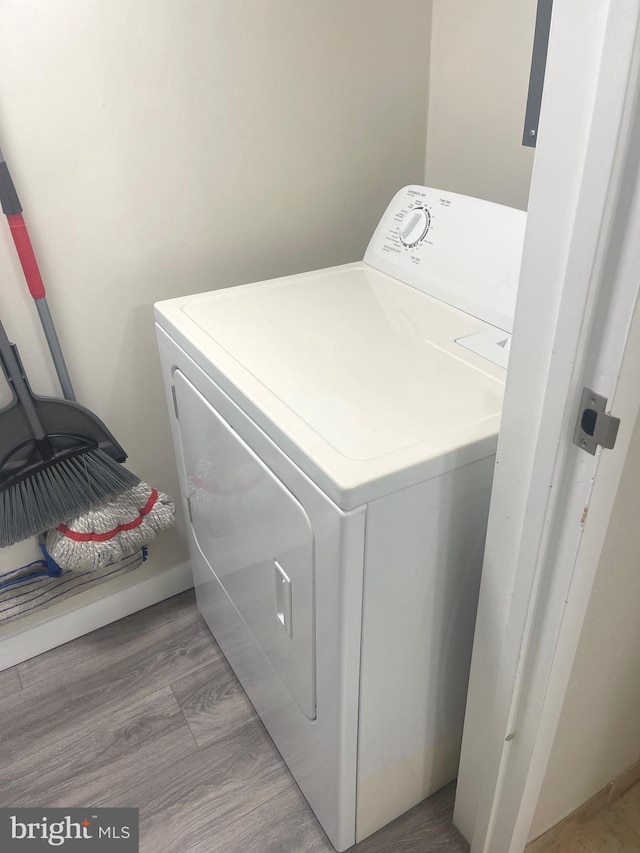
155, 263, 506, 509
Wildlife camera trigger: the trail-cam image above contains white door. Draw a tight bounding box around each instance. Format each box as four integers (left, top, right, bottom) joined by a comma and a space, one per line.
455, 1, 640, 850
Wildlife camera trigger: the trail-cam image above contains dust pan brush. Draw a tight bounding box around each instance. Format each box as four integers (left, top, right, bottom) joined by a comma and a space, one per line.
46, 483, 175, 571
0, 318, 139, 548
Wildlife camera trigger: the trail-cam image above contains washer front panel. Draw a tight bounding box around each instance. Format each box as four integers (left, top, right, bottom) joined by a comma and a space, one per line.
157, 326, 366, 851
174, 369, 317, 720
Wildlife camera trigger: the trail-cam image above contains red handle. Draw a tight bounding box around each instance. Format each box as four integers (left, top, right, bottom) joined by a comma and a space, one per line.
7, 213, 45, 299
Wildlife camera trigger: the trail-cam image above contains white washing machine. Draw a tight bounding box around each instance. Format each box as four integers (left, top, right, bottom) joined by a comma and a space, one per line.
154, 186, 526, 851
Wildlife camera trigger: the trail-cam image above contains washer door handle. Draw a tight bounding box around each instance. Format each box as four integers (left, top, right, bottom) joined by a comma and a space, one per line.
274, 560, 293, 638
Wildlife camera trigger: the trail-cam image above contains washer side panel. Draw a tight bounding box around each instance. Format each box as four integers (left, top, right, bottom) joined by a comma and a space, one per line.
356, 457, 495, 841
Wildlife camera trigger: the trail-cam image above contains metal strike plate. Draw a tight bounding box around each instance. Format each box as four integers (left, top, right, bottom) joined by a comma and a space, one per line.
573, 387, 620, 455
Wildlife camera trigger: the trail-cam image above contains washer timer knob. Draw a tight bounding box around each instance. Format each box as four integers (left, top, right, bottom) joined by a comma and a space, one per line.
399, 206, 431, 246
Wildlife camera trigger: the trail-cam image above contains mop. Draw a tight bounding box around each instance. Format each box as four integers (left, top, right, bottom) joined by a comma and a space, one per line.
46, 483, 175, 571
0, 546, 149, 623
0, 544, 62, 591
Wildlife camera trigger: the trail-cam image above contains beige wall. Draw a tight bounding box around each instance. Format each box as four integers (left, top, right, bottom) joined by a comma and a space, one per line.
530, 411, 640, 839
0, 1, 431, 576
425, 0, 537, 210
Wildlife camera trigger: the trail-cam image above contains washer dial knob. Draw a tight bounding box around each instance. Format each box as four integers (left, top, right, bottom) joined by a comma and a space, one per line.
399, 206, 430, 246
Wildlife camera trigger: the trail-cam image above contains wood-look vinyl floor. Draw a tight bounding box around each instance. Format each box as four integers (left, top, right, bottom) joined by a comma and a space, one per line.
0, 590, 469, 853
529, 782, 640, 852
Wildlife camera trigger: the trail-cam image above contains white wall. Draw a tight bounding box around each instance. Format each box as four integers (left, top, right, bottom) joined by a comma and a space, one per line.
530, 409, 640, 839
425, 0, 537, 210
0, 1, 431, 580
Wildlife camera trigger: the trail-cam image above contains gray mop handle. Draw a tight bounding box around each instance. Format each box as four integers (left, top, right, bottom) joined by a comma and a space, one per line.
34, 299, 76, 402
0, 317, 47, 441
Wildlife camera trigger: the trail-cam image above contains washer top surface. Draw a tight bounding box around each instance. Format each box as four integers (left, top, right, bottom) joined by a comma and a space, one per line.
156, 262, 507, 509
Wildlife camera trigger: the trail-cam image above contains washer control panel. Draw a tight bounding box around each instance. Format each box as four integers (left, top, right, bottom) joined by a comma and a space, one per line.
374, 186, 441, 266
363, 185, 526, 333
398, 204, 431, 247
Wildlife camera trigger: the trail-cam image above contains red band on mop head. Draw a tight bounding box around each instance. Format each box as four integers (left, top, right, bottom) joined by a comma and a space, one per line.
56, 489, 159, 542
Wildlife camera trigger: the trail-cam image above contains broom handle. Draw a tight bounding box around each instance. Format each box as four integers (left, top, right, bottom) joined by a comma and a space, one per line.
34, 298, 76, 400
0, 147, 77, 402
0, 317, 48, 443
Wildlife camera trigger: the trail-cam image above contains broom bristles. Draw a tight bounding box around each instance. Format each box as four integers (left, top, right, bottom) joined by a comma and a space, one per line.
0, 449, 139, 548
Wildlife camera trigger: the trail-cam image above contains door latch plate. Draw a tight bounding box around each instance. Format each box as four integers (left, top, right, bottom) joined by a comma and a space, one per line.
573, 387, 620, 455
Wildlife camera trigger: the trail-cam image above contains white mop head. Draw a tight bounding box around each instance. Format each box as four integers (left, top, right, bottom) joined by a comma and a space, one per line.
46, 483, 175, 572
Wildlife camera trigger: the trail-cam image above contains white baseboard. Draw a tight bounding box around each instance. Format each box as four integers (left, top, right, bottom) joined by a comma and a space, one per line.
0, 561, 193, 671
